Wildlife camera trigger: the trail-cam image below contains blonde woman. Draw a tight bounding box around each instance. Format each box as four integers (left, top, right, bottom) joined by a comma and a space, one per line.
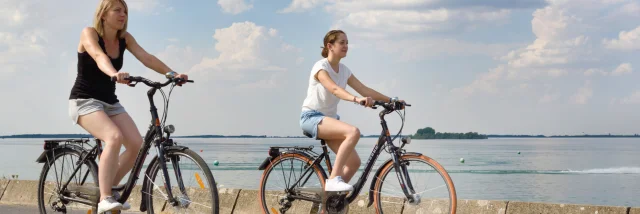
300, 30, 404, 192
68, 0, 188, 212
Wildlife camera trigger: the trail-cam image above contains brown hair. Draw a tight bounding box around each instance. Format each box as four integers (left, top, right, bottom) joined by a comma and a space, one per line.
321, 30, 345, 58
93, 0, 129, 39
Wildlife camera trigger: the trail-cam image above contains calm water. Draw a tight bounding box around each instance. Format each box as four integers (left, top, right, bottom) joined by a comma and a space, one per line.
1, 137, 638, 207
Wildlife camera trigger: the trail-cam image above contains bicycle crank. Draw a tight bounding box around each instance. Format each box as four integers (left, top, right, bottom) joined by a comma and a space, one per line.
325, 192, 349, 214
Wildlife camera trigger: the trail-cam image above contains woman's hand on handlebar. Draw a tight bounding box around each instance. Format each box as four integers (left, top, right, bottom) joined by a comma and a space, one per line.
356, 96, 374, 108
175, 73, 189, 86
111, 72, 130, 84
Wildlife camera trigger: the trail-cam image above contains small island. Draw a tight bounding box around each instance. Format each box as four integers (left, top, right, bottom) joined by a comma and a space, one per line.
412, 127, 488, 139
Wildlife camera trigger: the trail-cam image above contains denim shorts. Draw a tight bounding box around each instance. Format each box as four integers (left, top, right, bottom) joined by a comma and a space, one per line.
299, 109, 339, 140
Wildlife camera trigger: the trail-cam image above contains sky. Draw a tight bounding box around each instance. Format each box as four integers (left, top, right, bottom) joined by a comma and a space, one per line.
0, 0, 638, 137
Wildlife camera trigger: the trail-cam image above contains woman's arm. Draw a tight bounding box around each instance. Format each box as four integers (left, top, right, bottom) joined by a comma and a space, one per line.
124, 32, 173, 75
317, 70, 358, 102
347, 74, 391, 102
80, 27, 119, 77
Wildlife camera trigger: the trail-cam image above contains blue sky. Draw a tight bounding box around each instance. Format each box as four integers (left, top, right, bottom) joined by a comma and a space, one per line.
0, 0, 639, 137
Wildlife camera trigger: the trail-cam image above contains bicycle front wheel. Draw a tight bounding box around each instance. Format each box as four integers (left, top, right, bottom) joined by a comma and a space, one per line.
373, 153, 457, 214
144, 148, 219, 214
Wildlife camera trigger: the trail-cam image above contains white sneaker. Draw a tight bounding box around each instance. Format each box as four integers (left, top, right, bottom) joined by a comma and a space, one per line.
97, 196, 123, 213
113, 191, 131, 210
324, 176, 353, 192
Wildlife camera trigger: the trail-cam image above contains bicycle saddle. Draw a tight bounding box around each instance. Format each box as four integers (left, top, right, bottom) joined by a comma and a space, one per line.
303, 131, 313, 138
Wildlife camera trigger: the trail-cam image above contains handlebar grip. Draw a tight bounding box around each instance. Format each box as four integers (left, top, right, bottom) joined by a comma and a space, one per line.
187, 80, 194, 83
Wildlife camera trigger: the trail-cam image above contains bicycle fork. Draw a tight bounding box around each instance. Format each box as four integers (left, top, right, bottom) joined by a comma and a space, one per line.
153, 142, 189, 207
390, 151, 419, 204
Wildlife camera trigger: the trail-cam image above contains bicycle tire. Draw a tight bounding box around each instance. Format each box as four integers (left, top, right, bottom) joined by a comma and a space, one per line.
258, 153, 328, 214
37, 147, 99, 213
373, 154, 457, 214
143, 148, 219, 214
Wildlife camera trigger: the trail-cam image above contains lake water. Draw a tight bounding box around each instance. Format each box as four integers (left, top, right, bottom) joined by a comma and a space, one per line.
1, 137, 638, 207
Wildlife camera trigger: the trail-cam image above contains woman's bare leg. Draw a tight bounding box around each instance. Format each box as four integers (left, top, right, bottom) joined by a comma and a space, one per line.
315, 117, 361, 180
109, 112, 143, 186
77, 111, 123, 201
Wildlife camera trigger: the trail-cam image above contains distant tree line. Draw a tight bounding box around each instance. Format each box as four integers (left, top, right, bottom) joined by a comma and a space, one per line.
412, 127, 488, 139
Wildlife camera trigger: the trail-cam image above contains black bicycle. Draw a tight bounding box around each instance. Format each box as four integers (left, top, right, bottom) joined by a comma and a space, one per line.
257, 99, 457, 214
36, 74, 219, 213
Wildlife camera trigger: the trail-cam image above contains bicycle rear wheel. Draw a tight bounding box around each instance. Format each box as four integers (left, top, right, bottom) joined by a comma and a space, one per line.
259, 153, 327, 214
144, 148, 219, 214
37, 147, 99, 213
373, 153, 457, 214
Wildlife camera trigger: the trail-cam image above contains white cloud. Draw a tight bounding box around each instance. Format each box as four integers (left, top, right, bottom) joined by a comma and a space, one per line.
376, 38, 522, 61
218, 0, 253, 15
126, 0, 170, 13
584, 68, 608, 76
620, 91, 640, 104
611, 63, 632, 76
278, 0, 325, 13
332, 8, 511, 34
189, 22, 302, 84
0, 30, 47, 74
452, 0, 636, 98
154, 45, 202, 75
603, 26, 640, 51
571, 80, 593, 104
539, 93, 560, 103
450, 65, 505, 97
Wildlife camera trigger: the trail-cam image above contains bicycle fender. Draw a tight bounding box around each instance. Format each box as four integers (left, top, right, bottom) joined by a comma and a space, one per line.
35, 151, 50, 163
35, 144, 87, 163
367, 158, 393, 207
366, 152, 423, 207
258, 157, 273, 170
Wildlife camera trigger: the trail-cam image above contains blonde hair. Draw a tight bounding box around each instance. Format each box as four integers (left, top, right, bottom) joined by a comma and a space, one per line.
321, 30, 345, 58
93, 0, 129, 39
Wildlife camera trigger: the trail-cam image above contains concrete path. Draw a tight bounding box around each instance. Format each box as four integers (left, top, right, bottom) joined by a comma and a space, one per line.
0, 204, 141, 214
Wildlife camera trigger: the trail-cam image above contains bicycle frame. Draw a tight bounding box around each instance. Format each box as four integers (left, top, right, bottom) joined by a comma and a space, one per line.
272, 102, 416, 206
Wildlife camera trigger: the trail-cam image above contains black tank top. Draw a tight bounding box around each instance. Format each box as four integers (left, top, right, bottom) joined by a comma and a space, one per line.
69, 29, 126, 104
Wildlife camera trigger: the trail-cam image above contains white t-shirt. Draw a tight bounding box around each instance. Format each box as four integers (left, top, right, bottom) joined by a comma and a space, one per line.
301, 58, 352, 119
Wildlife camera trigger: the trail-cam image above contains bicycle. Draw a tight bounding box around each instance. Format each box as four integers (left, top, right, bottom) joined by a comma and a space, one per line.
257, 99, 457, 214
35, 74, 219, 213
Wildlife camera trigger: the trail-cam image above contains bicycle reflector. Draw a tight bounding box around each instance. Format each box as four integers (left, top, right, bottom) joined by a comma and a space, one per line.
43, 140, 58, 150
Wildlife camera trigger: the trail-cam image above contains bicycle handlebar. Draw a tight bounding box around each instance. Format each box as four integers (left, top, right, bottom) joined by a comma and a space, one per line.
110, 76, 194, 88
359, 100, 411, 111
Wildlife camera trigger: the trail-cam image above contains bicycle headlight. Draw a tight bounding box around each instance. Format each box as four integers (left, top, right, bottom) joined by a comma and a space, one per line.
401, 136, 411, 145
164, 124, 175, 134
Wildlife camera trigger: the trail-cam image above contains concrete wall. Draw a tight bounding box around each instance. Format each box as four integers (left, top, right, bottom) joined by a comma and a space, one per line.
0, 179, 636, 214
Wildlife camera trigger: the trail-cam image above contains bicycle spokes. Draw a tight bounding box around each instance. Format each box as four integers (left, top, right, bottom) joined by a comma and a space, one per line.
374, 157, 453, 213
260, 154, 325, 214
146, 152, 215, 213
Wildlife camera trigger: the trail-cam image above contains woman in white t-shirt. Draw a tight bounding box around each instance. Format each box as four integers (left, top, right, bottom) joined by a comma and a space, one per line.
300, 30, 404, 192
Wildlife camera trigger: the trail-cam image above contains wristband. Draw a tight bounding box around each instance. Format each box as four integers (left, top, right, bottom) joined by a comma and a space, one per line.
165, 71, 178, 78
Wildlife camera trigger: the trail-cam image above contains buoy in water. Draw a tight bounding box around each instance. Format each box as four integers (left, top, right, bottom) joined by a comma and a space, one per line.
460, 158, 465, 163
518, 151, 521, 154
213, 160, 219, 166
